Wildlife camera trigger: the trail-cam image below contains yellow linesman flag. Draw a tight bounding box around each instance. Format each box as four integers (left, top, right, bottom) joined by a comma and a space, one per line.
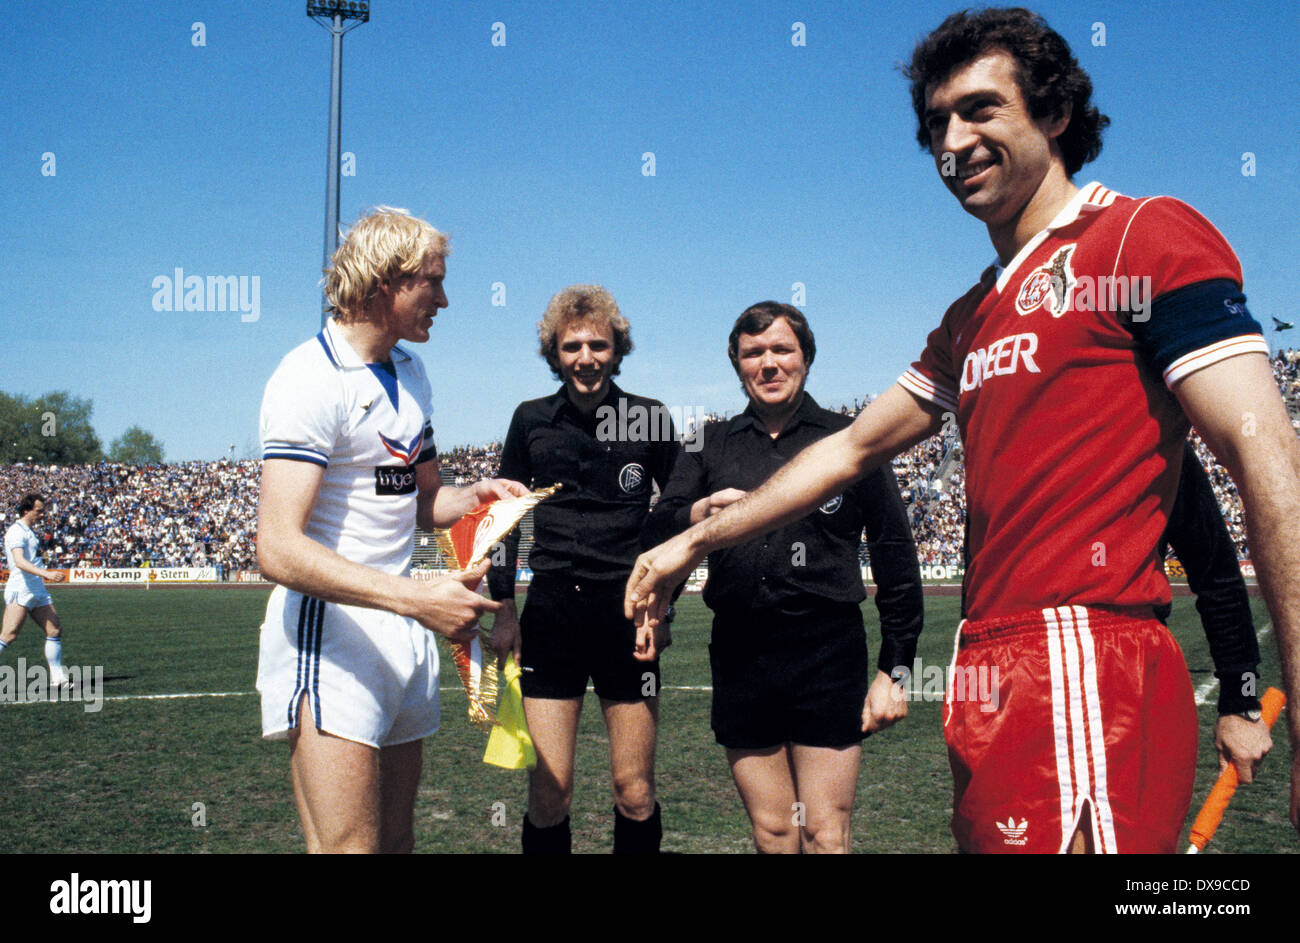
484, 654, 537, 769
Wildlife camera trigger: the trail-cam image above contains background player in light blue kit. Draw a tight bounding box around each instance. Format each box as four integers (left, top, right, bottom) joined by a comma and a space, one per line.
2, 492, 71, 688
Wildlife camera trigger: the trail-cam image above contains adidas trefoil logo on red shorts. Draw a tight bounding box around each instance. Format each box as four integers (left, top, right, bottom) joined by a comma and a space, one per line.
996, 817, 1028, 846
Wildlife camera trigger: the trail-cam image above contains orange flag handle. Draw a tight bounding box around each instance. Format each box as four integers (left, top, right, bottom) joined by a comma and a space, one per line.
1187, 687, 1286, 852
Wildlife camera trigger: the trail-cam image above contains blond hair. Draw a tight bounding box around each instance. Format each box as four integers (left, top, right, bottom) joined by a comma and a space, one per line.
324, 206, 449, 322
537, 284, 633, 379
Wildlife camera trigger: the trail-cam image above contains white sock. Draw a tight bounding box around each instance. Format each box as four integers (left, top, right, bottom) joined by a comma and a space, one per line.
0, 639, 8, 652
45, 636, 64, 679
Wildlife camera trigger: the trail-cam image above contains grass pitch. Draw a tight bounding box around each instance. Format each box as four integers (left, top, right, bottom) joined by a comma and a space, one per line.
0, 586, 1291, 853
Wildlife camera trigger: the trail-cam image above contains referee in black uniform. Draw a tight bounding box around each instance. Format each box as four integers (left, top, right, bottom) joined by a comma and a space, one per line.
488, 284, 676, 854
642, 301, 923, 853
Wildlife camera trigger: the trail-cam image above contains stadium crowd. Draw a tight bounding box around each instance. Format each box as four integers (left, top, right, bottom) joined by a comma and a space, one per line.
1, 351, 1295, 574
0, 460, 260, 574
438, 442, 503, 485
1273, 347, 1300, 407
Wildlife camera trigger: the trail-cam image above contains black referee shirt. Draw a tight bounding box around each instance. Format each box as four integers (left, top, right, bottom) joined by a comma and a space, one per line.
644, 393, 924, 673
487, 381, 677, 599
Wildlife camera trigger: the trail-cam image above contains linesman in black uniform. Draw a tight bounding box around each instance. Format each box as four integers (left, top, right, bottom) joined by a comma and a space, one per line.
489, 284, 676, 854
642, 301, 923, 853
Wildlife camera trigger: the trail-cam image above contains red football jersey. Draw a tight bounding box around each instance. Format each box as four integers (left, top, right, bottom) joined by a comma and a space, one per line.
900, 183, 1267, 621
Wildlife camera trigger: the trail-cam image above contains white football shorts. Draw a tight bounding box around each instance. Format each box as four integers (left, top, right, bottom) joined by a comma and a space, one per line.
4, 583, 52, 610
257, 585, 441, 748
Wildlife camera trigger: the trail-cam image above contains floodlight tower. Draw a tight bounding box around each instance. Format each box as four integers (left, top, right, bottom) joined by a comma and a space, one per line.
307, 1, 370, 324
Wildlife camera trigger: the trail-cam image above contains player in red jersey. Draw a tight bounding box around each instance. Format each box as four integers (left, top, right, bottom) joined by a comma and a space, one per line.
625, 8, 1300, 852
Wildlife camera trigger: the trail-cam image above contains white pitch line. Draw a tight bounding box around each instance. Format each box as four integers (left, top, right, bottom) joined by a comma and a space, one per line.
1193, 621, 1271, 706
103, 691, 255, 702
3, 617, 1272, 709
0, 690, 258, 707
436, 684, 716, 693
1193, 678, 1218, 706
3, 684, 719, 706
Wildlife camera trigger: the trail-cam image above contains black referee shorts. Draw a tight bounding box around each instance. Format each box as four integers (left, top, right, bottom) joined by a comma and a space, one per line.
518, 575, 659, 702
708, 602, 869, 750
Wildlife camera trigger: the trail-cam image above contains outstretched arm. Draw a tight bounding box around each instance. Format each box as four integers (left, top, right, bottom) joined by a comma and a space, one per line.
415, 455, 529, 531
625, 384, 944, 628
258, 458, 500, 642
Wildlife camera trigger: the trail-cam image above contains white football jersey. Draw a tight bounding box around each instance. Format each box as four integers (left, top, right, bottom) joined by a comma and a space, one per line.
4, 520, 44, 592
259, 318, 436, 574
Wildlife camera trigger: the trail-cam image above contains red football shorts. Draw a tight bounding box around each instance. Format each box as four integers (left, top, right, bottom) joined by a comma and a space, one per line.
943, 605, 1197, 853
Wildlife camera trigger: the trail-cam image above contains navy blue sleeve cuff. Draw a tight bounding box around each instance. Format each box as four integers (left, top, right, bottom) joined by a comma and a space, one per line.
1133, 279, 1263, 382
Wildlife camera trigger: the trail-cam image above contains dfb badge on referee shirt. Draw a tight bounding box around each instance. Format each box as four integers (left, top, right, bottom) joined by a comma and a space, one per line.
618, 463, 646, 494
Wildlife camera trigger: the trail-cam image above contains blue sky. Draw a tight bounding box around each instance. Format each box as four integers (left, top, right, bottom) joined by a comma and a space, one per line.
3, 0, 1296, 460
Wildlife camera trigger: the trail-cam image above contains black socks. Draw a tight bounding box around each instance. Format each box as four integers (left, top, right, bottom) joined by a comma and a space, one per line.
523, 803, 662, 853
522, 813, 571, 854
613, 802, 662, 854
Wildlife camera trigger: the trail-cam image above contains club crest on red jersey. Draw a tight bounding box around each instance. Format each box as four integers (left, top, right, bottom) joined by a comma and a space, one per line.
1015, 245, 1077, 318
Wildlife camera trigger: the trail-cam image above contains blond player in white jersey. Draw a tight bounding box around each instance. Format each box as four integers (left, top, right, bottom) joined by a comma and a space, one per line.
2, 492, 70, 687
256, 207, 528, 853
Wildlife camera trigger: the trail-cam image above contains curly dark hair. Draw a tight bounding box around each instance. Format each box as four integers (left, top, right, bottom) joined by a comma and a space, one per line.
537, 284, 633, 381
727, 302, 816, 375
904, 7, 1109, 176
17, 492, 46, 515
